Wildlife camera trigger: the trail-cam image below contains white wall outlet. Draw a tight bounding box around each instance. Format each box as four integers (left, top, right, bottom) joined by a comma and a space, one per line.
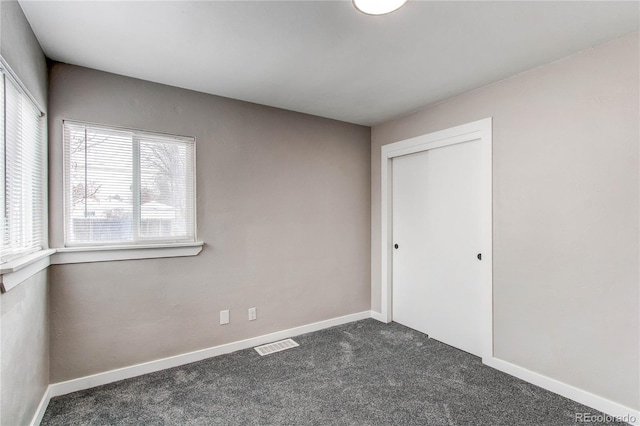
248, 307, 257, 321
220, 310, 230, 325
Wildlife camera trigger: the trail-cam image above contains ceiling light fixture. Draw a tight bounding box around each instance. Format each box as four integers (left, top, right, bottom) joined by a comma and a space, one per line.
353, 0, 408, 15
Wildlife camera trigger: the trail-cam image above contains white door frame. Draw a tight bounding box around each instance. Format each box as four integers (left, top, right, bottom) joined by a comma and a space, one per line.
380, 117, 493, 360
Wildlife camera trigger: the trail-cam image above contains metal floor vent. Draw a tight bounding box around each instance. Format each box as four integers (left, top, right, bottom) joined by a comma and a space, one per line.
254, 338, 299, 356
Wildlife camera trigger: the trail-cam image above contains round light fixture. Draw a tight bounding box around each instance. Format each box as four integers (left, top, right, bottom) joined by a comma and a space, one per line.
353, 0, 408, 15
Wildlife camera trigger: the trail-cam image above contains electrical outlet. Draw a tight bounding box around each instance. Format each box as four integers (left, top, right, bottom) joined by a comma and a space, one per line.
248, 307, 257, 321
220, 310, 229, 325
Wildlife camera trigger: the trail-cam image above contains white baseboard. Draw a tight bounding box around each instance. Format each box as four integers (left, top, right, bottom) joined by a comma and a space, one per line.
29, 386, 51, 426
484, 357, 639, 426
370, 310, 388, 323
48, 310, 372, 399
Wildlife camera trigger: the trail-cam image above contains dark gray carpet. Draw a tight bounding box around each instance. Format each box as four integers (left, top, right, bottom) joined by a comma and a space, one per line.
42, 319, 626, 425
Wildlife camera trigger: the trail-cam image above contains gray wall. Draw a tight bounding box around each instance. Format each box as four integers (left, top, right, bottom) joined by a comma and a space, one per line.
0, 0, 47, 109
0, 1, 49, 425
1, 271, 49, 426
371, 32, 639, 409
48, 64, 371, 382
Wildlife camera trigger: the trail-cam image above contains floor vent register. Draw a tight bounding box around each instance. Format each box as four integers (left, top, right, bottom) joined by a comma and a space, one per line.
254, 338, 299, 356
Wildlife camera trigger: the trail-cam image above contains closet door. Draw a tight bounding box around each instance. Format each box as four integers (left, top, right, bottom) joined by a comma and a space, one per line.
392, 139, 483, 357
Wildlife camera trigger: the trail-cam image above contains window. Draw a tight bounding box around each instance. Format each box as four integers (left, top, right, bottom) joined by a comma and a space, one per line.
0, 61, 46, 264
63, 121, 196, 247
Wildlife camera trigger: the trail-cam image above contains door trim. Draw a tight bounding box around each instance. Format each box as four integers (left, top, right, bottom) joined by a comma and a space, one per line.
380, 117, 493, 360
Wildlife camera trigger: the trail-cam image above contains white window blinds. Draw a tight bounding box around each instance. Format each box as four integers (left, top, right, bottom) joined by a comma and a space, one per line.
0, 66, 46, 264
63, 122, 196, 246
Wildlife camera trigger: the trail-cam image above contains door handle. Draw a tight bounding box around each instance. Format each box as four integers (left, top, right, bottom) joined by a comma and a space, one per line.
477, 253, 482, 260
394, 244, 399, 249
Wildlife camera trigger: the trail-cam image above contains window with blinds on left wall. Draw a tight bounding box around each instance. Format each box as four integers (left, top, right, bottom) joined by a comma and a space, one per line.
0, 60, 46, 265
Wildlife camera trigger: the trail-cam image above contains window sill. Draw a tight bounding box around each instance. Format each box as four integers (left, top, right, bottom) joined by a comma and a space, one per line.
0, 249, 56, 293
51, 242, 204, 265
0, 243, 204, 292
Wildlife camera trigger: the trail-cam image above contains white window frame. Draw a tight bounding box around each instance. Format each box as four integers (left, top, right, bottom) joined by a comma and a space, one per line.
54, 120, 203, 265
0, 56, 50, 292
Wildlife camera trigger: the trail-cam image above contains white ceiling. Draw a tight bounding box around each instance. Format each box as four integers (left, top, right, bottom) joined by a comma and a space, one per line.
19, 1, 639, 126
